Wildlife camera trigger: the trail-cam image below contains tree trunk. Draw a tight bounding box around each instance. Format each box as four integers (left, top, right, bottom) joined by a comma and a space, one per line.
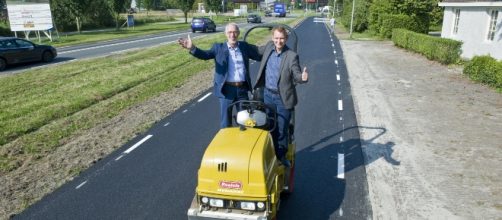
76, 17, 81, 34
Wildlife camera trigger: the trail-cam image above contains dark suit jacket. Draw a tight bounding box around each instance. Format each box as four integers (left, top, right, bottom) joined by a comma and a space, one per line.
254, 41, 306, 109
190, 41, 261, 98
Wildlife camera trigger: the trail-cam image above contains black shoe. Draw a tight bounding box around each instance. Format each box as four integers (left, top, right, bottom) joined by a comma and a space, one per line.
280, 157, 291, 167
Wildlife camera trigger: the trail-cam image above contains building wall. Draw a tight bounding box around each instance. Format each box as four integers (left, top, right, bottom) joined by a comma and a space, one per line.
441, 6, 502, 60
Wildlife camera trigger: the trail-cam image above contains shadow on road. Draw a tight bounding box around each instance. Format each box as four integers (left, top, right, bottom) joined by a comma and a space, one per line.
278, 126, 398, 219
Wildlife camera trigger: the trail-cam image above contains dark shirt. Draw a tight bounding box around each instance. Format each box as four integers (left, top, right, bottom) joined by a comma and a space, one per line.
265, 50, 282, 91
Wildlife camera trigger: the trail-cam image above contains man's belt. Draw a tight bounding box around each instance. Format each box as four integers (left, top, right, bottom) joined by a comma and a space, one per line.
225, 81, 246, 87
266, 88, 280, 94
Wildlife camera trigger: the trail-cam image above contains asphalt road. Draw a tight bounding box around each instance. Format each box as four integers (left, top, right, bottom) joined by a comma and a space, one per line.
14, 17, 372, 219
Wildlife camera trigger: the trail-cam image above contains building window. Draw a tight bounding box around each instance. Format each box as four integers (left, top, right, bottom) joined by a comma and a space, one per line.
453, 9, 460, 35
487, 10, 499, 41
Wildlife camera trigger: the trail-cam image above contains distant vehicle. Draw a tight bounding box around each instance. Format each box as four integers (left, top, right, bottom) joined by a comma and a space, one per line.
247, 14, 262, 23
264, 10, 272, 17
191, 17, 216, 33
274, 3, 286, 17
0, 37, 57, 71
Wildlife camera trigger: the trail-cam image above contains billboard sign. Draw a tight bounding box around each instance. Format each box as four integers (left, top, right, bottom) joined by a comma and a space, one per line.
6, 0, 54, 31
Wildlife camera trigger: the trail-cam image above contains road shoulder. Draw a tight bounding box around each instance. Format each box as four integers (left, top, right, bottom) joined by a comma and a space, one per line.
341, 40, 502, 219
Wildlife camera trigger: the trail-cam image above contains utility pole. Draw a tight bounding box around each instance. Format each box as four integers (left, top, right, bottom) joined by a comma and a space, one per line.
349, 0, 355, 38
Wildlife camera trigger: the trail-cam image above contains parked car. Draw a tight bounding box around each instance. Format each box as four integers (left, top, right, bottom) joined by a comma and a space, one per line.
191, 17, 216, 33
264, 10, 272, 17
0, 37, 57, 71
247, 14, 262, 23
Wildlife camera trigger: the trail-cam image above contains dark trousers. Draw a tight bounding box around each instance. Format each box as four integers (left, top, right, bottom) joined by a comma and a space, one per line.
219, 84, 249, 128
264, 89, 291, 159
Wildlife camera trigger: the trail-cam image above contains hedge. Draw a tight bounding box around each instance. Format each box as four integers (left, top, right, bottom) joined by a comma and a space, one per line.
379, 14, 419, 38
464, 55, 502, 90
392, 28, 462, 64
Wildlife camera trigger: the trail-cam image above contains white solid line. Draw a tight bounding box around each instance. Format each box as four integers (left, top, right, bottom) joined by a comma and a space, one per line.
338, 100, 343, 111
124, 135, 153, 154
163, 122, 170, 127
337, 153, 345, 179
198, 92, 212, 102
76, 181, 88, 189
115, 155, 124, 161
336, 74, 340, 81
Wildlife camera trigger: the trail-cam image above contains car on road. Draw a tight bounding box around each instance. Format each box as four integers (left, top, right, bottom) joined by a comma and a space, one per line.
264, 10, 272, 17
247, 14, 262, 23
191, 17, 216, 33
0, 37, 57, 71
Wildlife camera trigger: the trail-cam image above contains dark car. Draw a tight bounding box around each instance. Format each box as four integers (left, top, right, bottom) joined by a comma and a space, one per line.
0, 37, 57, 71
247, 14, 262, 23
191, 17, 216, 33
264, 10, 272, 17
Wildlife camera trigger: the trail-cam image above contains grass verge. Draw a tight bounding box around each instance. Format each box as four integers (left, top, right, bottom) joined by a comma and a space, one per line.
0, 17, 302, 174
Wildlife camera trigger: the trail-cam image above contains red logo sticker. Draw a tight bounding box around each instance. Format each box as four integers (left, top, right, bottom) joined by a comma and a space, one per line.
219, 181, 242, 189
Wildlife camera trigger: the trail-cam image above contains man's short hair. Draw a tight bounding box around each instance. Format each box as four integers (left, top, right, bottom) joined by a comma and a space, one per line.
272, 26, 288, 39
225, 23, 240, 33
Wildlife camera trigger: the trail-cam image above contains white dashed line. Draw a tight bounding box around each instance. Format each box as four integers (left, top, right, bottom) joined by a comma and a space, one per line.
115, 155, 125, 161
336, 74, 340, 81
163, 122, 170, 127
198, 92, 212, 102
333, 50, 336, 54
337, 153, 345, 179
335, 60, 338, 65
340, 116, 343, 121
332, 43, 334, 47
76, 181, 88, 189
124, 135, 153, 154
182, 109, 188, 113
340, 136, 344, 142
338, 100, 343, 111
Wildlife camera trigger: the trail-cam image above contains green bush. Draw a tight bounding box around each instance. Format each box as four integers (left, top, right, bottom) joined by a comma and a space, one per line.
380, 14, 419, 38
392, 28, 462, 64
464, 55, 502, 90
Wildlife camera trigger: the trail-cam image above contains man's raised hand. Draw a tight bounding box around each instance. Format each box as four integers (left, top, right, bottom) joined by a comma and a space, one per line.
178, 34, 193, 50
302, 66, 308, 81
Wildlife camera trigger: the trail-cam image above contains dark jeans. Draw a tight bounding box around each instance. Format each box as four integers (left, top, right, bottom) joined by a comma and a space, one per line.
264, 89, 291, 159
219, 84, 249, 128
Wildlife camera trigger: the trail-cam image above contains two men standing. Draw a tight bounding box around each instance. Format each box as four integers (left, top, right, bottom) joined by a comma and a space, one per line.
178, 23, 308, 166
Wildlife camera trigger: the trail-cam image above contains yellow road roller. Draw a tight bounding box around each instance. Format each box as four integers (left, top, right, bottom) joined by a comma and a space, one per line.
187, 99, 296, 220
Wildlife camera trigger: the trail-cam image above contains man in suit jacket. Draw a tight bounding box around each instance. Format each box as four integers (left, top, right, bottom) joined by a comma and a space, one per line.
254, 26, 308, 166
178, 23, 262, 128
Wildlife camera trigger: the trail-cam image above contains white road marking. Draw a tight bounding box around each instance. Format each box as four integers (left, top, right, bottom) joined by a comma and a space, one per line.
340, 136, 343, 142
59, 33, 190, 54
332, 43, 334, 47
337, 74, 340, 81
340, 116, 343, 121
76, 181, 88, 189
163, 122, 170, 127
338, 100, 343, 111
333, 50, 336, 54
124, 135, 153, 154
115, 155, 125, 161
337, 153, 345, 179
335, 60, 338, 65
198, 92, 212, 102
182, 109, 188, 113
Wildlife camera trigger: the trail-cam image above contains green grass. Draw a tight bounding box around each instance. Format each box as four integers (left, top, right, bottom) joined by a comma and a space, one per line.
0, 17, 302, 173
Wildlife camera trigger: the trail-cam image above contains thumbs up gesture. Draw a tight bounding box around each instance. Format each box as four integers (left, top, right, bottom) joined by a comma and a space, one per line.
178, 34, 193, 50
302, 66, 308, 81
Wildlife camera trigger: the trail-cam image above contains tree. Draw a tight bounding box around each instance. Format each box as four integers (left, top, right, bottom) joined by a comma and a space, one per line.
143, 0, 155, 14
170, 0, 196, 23
106, 0, 131, 30
205, 0, 221, 13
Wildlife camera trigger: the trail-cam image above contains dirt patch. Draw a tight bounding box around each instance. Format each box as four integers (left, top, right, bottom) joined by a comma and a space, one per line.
341, 40, 502, 219
0, 70, 213, 219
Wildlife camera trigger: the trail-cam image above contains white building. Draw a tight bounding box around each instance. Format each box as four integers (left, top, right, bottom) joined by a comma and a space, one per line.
439, 0, 502, 60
